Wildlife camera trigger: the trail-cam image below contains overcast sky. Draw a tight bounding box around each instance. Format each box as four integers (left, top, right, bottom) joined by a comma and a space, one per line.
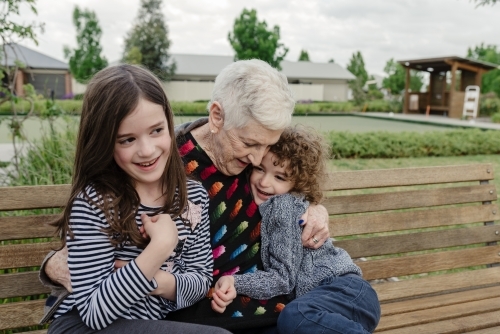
11, 0, 500, 76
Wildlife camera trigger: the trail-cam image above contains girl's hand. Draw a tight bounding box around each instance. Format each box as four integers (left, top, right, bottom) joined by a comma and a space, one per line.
300, 204, 330, 249
138, 214, 159, 239
211, 276, 237, 313
141, 214, 178, 250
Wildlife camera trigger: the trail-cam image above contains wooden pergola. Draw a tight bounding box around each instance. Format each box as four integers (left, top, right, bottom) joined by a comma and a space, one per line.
398, 56, 498, 119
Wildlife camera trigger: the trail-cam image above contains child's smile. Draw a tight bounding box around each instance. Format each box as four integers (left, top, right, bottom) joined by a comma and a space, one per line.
250, 152, 293, 205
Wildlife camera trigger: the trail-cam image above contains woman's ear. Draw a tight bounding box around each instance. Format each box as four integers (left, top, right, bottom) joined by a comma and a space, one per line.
209, 102, 225, 133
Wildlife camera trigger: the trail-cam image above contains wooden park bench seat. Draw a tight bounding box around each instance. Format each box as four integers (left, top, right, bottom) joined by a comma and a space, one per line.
1, 163, 499, 333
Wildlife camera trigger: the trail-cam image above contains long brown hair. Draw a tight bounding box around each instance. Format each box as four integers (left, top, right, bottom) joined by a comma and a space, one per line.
54, 65, 187, 249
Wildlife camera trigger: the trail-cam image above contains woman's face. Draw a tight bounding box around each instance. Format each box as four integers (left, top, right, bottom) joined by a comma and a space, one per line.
212, 120, 283, 176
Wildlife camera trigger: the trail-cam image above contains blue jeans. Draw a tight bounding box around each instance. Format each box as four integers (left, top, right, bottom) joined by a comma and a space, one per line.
277, 274, 381, 334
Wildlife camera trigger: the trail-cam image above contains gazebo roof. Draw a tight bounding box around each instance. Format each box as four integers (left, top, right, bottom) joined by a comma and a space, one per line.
397, 56, 499, 73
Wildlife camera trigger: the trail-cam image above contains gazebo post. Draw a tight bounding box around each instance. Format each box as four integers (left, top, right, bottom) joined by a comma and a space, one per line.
475, 70, 483, 87
404, 66, 410, 114
449, 61, 458, 116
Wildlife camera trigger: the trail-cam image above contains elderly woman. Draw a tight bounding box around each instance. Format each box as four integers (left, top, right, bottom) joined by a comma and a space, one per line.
40, 59, 330, 332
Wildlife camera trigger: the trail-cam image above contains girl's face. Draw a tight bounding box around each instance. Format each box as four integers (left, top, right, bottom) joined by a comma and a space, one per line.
113, 98, 171, 194
250, 152, 293, 205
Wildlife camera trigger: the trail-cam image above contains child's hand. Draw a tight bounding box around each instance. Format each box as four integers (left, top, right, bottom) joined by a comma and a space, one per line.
211, 276, 237, 313
141, 214, 178, 251
138, 214, 159, 239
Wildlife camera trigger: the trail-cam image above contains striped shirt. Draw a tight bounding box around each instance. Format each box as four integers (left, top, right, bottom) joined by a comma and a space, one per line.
53, 180, 213, 330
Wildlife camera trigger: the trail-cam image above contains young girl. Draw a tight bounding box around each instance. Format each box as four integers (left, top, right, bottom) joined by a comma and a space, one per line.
211, 126, 381, 333
46, 65, 229, 334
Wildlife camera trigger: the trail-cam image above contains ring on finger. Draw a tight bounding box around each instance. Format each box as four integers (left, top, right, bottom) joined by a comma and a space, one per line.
312, 236, 319, 244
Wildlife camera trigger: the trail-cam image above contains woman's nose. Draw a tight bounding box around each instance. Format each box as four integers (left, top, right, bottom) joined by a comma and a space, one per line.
248, 147, 267, 166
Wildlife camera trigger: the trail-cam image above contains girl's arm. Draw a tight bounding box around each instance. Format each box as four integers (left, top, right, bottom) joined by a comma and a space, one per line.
68, 190, 174, 330
154, 183, 213, 311
231, 194, 304, 300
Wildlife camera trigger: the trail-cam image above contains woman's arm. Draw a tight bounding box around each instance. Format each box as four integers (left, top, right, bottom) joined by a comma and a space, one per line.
300, 204, 330, 249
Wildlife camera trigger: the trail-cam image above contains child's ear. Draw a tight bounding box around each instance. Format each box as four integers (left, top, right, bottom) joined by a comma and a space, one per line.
209, 102, 225, 133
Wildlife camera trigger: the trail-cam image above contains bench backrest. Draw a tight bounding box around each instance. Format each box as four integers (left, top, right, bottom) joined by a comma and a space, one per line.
322, 163, 500, 305
1, 163, 499, 332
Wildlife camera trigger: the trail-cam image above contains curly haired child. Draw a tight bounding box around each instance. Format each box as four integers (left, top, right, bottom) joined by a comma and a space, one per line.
211, 126, 381, 334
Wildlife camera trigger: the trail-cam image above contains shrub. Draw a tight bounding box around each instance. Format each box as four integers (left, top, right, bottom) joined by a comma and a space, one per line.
327, 129, 500, 159
480, 96, 500, 116
491, 113, 500, 123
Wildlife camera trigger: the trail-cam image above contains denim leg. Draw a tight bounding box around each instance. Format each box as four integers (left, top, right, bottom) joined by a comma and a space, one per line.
277, 275, 381, 334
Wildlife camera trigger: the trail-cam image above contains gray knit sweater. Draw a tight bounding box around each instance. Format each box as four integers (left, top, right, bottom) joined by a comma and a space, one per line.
233, 193, 362, 300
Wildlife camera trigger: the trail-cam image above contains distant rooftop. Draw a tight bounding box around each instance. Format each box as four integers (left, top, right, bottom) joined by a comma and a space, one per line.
2, 43, 68, 70
171, 53, 355, 80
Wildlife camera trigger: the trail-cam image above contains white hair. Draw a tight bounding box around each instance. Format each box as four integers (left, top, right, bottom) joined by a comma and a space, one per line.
208, 59, 295, 131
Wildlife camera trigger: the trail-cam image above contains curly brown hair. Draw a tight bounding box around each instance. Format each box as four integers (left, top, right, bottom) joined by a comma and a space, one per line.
269, 125, 329, 204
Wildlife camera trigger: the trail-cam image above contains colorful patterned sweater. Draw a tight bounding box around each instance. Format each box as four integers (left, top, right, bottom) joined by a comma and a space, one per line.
165, 119, 288, 330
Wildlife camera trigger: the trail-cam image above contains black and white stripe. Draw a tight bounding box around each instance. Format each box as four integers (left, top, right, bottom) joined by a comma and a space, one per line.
53, 180, 212, 330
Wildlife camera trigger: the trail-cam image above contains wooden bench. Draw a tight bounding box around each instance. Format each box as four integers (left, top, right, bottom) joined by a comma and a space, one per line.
1, 163, 499, 333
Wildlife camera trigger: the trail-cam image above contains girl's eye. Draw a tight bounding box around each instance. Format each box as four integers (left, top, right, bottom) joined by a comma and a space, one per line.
152, 127, 163, 134
276, 175, 286, 181
118, 137, 135, 145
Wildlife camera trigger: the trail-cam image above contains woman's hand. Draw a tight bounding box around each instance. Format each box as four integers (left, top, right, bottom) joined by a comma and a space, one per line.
211, 276, 237, 313
46, 246, 72, 292
300, 204, 330, 249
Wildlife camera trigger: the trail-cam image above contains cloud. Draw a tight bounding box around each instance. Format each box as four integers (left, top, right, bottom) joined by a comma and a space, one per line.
8, 0, 500, 76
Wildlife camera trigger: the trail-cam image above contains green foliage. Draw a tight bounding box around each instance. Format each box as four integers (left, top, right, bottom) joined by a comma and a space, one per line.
382, 58, 424, 94
3, 123, 76, 186
474, 0, 498, 6
298, 49, 310, 61
0, 0, 44, 45
328, 58, 334, 63
479, 93, 500, 116
491, 112, 500, 123
347, 51, 369, 86
328, 129, 500, 159
122, 0, 176, 80
0, 99, 82, 115
228, 8, 288, 70
64, 6, 108, 84
466, 43, 500, 97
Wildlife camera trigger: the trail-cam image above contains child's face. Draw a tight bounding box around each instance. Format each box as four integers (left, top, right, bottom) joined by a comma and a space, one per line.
250, 152, 293, 205
113, 98, 171, 191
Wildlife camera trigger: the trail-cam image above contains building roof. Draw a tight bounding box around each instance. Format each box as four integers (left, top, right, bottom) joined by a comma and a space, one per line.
2, 43, 68, 70
171, 53, 355, 80
397, 56, 499, 72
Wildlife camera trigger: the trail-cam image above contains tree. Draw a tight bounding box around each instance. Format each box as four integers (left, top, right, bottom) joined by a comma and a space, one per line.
466, 43, 500, 97
347, 51, 369, 86
122, 0, 175, 80
382, 58, 424, 94
228, 8, 288, 70
474, 0, 498, 6
328, 58, 335, 63
298, 49, 310, 61
64, 6, 107, 84
346, 51, 369, 104
0, 0, 44, 173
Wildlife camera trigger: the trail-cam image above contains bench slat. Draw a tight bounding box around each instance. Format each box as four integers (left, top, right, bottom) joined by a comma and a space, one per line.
377, 296, 500, 331
374, 266, 500, 302
359, 245, 500, 280
0, 271, 50, 299
337, 224, 500, 258
324, 164, 493, 191
0, 242, 61, 270
375, 309, 500, 333
381, 285, 500, 316
324, 184, 497, 215
330, 204, 498, 237
0, 214, 59, 241
0, 299, 45, 330
466, 327, 500, 334
0, 185, 70, 211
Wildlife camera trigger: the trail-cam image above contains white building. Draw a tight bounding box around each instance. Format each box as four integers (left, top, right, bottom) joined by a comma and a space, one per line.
164, 54, 355, 102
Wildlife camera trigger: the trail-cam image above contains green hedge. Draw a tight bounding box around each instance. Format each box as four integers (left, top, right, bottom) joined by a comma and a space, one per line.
0, 99, 402, 116
328, 129, 500, 159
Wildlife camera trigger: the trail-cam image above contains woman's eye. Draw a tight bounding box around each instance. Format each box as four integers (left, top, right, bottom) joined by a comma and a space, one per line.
254, 166, 264, 172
